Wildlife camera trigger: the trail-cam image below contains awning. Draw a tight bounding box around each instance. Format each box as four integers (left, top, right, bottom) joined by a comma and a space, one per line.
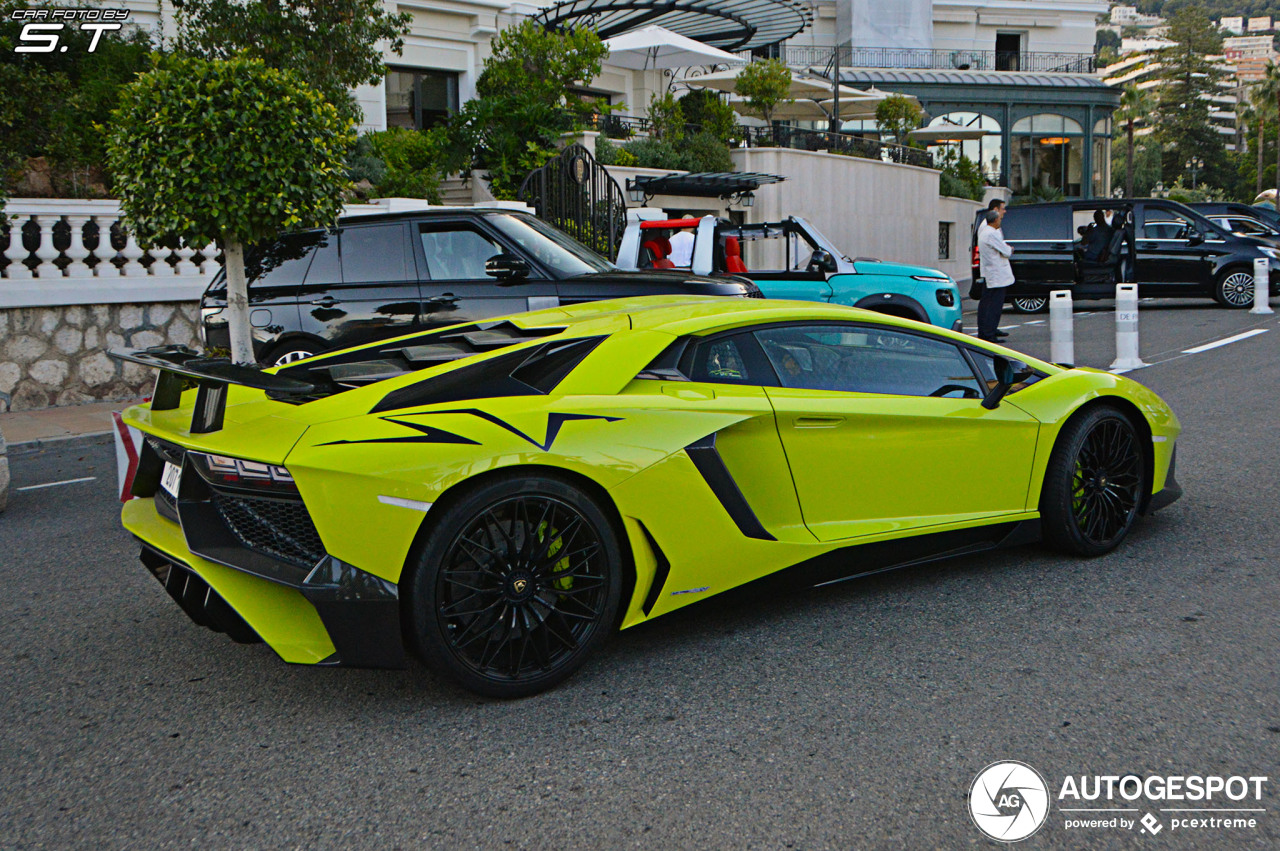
602, 25, 743, 70
629, 172, 785, 199
907, 127, 994, 143
535, 0, 811, 52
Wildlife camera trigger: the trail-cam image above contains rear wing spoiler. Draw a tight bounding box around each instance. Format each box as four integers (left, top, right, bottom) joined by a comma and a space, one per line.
108, 346, 315, 434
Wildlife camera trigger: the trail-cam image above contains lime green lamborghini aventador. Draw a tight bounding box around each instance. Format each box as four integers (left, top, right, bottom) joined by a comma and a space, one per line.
114, 296, 1181, 697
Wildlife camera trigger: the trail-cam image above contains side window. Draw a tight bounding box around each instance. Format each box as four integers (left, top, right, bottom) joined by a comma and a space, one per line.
1141, 209, 1196, 241
755, 325, 984, 398
245, 231, 322, 286
1002, 206, 1071, 242
687, 335, 756, 384
418, 224, 503, 281
341, 224, 410, 283
303, 230, 341, 284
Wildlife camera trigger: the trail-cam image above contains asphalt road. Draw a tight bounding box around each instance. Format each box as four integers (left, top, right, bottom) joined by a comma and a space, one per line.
2, 301, 1279, 849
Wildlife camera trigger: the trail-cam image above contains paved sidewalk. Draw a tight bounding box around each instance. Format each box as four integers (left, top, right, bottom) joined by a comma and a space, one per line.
0, 399, 143, 448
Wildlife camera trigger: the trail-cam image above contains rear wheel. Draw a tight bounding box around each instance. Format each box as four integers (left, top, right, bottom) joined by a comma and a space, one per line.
263, 339, 321, 367
1040, 406, 1146, 557
406, 475, 623, 698
1010, 296, 1048, 314
1214, 268, 1255, 308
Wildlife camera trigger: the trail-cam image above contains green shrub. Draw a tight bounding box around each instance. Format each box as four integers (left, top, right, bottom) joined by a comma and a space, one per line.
614, 147, 638, 168
594, 133, 616, 165
683, 130, 733, 173
678, 89, 738, 144
647, 92, 685, 144
623, 137, 685, 170
936, 148, 984, 201
367, 127, 444, 201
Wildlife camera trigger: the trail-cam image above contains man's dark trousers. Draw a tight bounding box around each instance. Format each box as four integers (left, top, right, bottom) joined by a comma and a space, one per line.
977, 285, 1007, 340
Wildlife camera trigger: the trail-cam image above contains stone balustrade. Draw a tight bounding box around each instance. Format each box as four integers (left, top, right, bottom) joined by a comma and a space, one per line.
1, 198, 221, 309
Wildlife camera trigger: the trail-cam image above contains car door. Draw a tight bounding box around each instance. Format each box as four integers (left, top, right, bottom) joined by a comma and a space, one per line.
412, 219, 559, 327
731, 227, 833, 302
755, 323, 1041, 543
295, 223, 422, 350
1134, 203, 1216, 291
1001, 205, 1075, 286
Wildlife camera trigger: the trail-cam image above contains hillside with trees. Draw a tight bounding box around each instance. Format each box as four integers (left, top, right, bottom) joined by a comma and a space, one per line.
1136, 1, 1280, 18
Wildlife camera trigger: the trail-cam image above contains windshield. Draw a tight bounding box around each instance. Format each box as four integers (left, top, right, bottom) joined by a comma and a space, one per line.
486, 214, 617, 277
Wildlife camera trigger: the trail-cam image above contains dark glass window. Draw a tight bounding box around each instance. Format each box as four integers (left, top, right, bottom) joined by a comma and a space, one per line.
341, 225, 410, 283
755, 325, 983, 398
1001, 206, 1071, 241
689, 336, 753, 383
246, 232, 321, 286
304, 231, 342, 284
418, 224, 503, 280
385, 68, 459, 130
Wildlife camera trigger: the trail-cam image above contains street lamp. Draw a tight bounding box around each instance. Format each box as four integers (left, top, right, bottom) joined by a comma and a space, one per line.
1186, 157, 1204, 190
626, 178, 646, 205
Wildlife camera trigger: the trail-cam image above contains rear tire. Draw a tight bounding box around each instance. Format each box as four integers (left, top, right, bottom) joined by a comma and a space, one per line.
1214, 268, 1255, 308
1040, 406, 1146, 557
1010, 296, 1048, 314
262, 339, 321, 367
405, 475, 623, 698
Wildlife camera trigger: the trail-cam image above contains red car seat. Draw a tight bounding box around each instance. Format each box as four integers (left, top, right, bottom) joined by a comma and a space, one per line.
642, 240, 676, 270
723, 236, 748, 274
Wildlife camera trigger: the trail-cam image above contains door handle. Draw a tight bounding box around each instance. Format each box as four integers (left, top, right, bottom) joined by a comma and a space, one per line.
309, 296, 340, 307
1140, 242, 1158, 250
795, 416, 844, 428
1050, 243, 1067, 250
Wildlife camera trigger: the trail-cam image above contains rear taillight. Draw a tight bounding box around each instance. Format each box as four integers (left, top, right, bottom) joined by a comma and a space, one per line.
971, 245, 980, 271
190, 452, 299, 494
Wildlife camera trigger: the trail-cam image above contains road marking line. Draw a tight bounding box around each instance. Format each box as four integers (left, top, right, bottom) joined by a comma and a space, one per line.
1024, 319, 1044, 325
16, 476, 97, 492
1182, 328, 1269, 354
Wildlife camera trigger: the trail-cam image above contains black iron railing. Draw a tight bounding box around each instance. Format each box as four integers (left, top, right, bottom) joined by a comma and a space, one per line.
744, 46, 1096, 75
737, 125, 933, 167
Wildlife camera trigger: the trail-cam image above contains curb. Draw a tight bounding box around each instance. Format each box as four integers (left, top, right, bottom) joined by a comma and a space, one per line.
7, 431, 115, 456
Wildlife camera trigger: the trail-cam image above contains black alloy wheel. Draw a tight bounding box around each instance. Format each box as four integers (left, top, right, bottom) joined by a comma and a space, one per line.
264, 339, 320, 367
408, 476, 622, 697
1214, 269, 1256, 308
1010, 296, 1049, 314
1040, 406, 1146, 556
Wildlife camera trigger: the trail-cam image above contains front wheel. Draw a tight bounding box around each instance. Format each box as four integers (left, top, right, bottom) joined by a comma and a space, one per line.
1010, 296, 1048, 314
406, 475, 623, 698
1040, 406, 1147, 557
1214, 268, 1256, 308
263, 339, 322, 367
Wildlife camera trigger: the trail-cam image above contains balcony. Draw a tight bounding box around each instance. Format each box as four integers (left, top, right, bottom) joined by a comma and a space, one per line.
750, 46, 1097, 75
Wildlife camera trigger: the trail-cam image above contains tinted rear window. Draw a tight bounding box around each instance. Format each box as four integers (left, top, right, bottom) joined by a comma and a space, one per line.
245, 232, 322, 286
1002, 206, 1071, 241
342, 224, 411, 283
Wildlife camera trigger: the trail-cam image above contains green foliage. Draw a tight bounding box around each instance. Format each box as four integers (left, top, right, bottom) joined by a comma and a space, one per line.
366, 128, 445, 201
936, 148, 984, 201
448, 21, 607, 199
684, 130, 734, 173
174, 0, 411, 127
106, 54, 353, 247
622, 130, 733, 173
1095, 29, 1121, 56
1165, 175, 1227, 203
1118, 83, 1155, 196
477, 20, 608, 106
875, 95, 924, 146
677, 89, 739, 144
646, 92, 684, 144
623, 137, 685, 170
1112, 140, 1164, 196
346, 134, 387, 186
0, 3, 153, 196
735, 59, 792, 125
593, 134, 638, 167
1155, 6, 1230, 191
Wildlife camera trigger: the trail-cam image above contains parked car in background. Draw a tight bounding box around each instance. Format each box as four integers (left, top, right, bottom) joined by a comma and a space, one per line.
1190, 207, 1280, 248
200, 208, 760, 365
973, 199, 1280, 312
1190, 201, 1280, 232
617, 216, 963, 331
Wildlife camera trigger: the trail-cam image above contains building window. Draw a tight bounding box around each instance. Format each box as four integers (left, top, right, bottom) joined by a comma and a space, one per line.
1011, 114, 1085, 198
938, 222, 952, 260
926, 112, 1003, 183
1093, 117, 1113, 198
385, 68, 459, 130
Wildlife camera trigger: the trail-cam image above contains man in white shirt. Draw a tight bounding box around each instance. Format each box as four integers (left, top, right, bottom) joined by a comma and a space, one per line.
977, 208, 1015, 342
667, 226, 695, 267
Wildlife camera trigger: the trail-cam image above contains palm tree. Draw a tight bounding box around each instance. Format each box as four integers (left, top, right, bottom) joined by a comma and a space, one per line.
1258, 62, 1280, 200
1118, 83, 1153, 197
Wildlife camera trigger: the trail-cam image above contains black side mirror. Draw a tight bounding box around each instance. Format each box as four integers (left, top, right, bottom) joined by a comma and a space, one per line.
982, 356, 1035, 410
1187, 231, 1205, 246
808, 249, 837, 274
485, 253, 531, 284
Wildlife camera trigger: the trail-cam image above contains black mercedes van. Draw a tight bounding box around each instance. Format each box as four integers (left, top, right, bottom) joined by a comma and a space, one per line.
972, 199, 1280, 312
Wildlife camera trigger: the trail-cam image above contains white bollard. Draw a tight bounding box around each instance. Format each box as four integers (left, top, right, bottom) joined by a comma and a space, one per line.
1110, 284, 1148, 371
1250, 257, 1274, 315
1049, 289, 1075, 365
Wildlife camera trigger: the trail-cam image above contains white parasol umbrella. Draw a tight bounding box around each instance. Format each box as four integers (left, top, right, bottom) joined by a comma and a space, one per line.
603, 26, 743, 70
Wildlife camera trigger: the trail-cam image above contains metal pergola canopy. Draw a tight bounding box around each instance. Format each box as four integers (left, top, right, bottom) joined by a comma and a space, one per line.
534, 0, 811, 52
631, 171, 785, 198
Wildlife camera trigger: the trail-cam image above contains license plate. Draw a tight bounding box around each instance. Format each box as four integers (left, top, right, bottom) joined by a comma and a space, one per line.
160, 461, 182, 498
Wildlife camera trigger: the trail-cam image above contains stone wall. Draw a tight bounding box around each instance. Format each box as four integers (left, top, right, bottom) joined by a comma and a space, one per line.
0, 302, 199, 412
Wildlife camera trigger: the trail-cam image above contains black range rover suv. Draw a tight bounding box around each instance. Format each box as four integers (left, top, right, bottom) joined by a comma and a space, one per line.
201, 208, 761, 365
971, 199, 1280, 312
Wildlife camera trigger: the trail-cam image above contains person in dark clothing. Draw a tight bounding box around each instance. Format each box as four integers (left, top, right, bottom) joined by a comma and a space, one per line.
1082, 209, 1113, 262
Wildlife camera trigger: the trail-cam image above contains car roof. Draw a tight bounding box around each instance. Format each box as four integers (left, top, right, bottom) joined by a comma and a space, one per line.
333, 207, 534, 227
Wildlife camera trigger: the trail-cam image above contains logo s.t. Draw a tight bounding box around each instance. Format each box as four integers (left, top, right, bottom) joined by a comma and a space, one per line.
969, 761, 1051, 842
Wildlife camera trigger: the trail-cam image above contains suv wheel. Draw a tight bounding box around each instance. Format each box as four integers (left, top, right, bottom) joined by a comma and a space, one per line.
1214, 268, 1256, 308
263, 340, 320, 367
1010, 296, 1048, 313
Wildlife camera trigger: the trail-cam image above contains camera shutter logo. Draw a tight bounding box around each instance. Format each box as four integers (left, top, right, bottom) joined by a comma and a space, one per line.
969, 761, 1050, 842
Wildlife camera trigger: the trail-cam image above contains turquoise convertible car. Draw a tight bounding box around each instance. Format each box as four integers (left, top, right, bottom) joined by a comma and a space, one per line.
616, 216, 963, 331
